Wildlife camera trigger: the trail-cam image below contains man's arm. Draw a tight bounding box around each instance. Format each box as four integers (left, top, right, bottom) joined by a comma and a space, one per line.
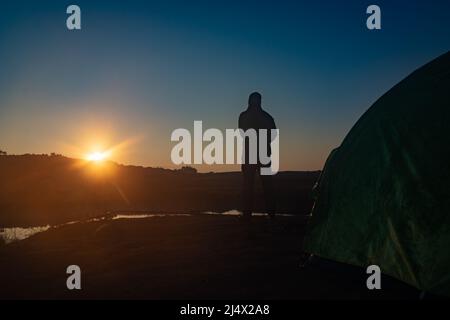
238, 113, 243, 130
270, 115, 278, 141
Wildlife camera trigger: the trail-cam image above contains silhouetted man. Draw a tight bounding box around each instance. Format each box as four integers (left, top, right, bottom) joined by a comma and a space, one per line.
239, 92, 277, 218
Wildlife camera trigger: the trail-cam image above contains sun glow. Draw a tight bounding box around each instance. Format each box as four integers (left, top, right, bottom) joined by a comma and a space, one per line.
86, 151, 110, 162
67, 134, 138, 166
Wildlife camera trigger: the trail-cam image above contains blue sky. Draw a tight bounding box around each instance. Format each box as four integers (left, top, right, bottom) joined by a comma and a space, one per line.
0, 0, 449, 170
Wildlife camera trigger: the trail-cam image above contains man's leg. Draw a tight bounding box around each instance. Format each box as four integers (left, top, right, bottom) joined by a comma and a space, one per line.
261, 174, 276, 217
242, 165, 256, 217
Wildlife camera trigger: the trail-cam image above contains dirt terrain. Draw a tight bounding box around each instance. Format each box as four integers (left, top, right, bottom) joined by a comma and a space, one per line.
0, 214, 421, 299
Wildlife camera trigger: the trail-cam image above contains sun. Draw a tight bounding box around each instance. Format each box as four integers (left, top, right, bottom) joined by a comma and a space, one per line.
86, 151, 110, 162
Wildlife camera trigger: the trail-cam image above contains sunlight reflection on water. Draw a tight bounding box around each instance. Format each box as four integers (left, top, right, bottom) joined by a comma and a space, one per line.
0, 226, 51, 244
0, 211, 295, 244
112, 213, 190, 220
205, 210, 295, 217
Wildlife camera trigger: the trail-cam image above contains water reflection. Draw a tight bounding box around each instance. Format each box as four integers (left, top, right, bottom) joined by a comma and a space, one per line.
112, 213, 190, 220
0, 226, 51, 244
0, 211, 295, 244
205, 210, 295, 217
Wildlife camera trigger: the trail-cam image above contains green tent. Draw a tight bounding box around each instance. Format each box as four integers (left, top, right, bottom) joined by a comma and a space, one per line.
303, 51, 450, 297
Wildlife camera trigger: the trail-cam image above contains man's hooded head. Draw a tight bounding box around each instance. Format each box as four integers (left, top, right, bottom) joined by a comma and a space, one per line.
248, 92, 262, 109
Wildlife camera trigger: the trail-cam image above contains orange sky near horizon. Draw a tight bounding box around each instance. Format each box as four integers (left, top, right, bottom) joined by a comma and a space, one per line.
0, 93, 337, 172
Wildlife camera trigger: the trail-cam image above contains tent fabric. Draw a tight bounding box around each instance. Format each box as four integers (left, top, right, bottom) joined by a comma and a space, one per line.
303, 51, 450, 297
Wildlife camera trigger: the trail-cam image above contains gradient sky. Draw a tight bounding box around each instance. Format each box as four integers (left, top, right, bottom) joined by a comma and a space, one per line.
0, 0, 449, 171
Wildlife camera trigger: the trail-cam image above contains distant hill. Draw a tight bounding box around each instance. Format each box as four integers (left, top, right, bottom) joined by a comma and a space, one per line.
0, 154, 319, 227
